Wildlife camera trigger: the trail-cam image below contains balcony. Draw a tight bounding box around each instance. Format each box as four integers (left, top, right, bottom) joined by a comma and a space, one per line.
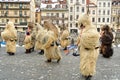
41, 16, 68, 20
0, 6, 29, 10
20, 22, 27, 25
0, 15, 29, 18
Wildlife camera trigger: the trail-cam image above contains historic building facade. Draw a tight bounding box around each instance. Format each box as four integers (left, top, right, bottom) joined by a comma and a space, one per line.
97, 0, 112, 29
86, 0, 98, 30
111, 0, 120, 30
0, 0, 35, 31
68, 0, 86, 34
40, 0, 68, 30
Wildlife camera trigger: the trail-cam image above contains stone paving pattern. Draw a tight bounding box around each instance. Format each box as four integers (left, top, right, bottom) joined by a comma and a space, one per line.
0, 47, 120, 80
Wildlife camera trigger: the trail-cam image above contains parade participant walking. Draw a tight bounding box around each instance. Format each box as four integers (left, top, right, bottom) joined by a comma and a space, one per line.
78, 14, 100, 80
24, 32, 32, 53
34, 23, 47, 55
27, 22, 36, 52
100, 25, 114, 58
60, 27, 70, 50
1, 21, 17, 55
42, 30, 62, 63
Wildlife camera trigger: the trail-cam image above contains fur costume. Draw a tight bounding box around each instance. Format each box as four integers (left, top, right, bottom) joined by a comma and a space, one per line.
1, 21, 17, 54
35, 29, 47, 50
42, 31, 62, 62
28, 23, 42, 51
78, 14, 100, 77
100, 25, 113, 58
60, 29, 70, 48
24, 34, 32, 51
43, 21, 59, 40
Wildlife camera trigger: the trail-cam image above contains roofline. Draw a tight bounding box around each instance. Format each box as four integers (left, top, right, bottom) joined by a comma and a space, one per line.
0, 1, 31, 3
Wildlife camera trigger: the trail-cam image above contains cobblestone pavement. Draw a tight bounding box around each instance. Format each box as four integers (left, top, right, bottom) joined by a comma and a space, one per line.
0, 47, 120, 80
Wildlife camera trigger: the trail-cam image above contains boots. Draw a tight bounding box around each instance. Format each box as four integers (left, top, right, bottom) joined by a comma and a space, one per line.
72, 53, 80, 56
57, 58, 61, 63
85, 75, 92, 80
38, 50, 44, 55
7, 52, 15, 56
63, 47, 67, 50
46, 59, 51, 63
30, 47, 34, 52
25, 49, 31, 54
29, 49, 31, 53
25, 49, 29, 53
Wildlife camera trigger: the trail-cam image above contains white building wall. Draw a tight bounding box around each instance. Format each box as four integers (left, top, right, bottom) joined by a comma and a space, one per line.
68, 0, 86, 32
97, 0, 112, 28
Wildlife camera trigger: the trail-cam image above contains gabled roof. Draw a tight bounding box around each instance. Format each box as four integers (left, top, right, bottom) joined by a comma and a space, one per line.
86, 0, 97, 7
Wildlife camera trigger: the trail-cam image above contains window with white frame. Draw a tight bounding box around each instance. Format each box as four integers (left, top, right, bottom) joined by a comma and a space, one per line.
10, 3, 13, 7
6, 19, 9, 22
89, 10, 91, 14
46, 13, 50, 16
76, 23, 78, 27
92, 18, 95, 22
93, 10, 95, 15
56, 13, 59, 17
99, 10, 101, 15
82, 7, 84, 13
1, 11, 4, 14
70, 23, 72, 27
113, 17, 115, 22
19, 18, 22, 22
51, 13, 53, 16
113, 9, 116, 14
15, 19, 18, 23
102, 18, 105, 22
15, 4, 17, 7
24, 11, 27, 15
119, 1, 120, 5
70, 15, 73, 21
107, 18, 109, 22
98, 18, 100, 22
62, 13, 64, 18
108, 2, 110, 7
76, 15, 79, 20
99, 2, 101, 7
56, 20, 59, 25
24, 18, 27, 22
76, 0, 79, 3
118, 10, 120, 14
36, 14, 38, 17
103, 2, 106, 7
77, 6, 79, 12
107, 10, 110, 15
70, 7, 73, 12
82, 0, 85, 4
14, 11, 17, 15
103, 10, 105, 15
70, 0, 73, 3
2, 19, 4, 23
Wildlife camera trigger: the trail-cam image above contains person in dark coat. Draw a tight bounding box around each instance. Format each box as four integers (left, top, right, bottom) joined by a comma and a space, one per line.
100, 25, 114, 58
